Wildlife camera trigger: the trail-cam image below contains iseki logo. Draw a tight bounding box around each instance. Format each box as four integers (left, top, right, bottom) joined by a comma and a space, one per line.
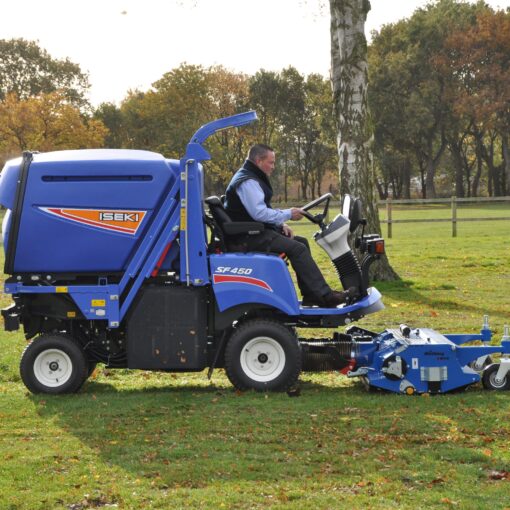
99, 212, 140, 223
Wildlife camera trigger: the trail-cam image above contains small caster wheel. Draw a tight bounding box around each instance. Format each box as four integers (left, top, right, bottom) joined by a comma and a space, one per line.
482, 364, 510, 391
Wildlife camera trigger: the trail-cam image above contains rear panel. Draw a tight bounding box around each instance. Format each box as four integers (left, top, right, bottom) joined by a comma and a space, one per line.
127, 285, 208, 370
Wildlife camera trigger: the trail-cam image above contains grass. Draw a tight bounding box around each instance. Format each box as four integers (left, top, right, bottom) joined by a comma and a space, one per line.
1, 205, 510, 509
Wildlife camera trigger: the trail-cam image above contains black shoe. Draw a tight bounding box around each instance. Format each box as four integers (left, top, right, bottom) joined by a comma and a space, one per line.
322, 287, 358, 308
302, 293, 342, 307
302, 287, 358, 308
301, 295, 321, 307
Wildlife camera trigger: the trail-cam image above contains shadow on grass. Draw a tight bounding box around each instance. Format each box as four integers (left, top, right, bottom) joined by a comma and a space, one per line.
374, 278, 502, 319
31, 377, 381, 488
28, 368, 508, 499
60, 376, 370, 396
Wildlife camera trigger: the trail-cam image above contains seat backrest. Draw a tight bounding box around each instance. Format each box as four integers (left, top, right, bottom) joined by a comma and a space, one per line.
205, 196, 231, 252
205, 196, 232, 230
205, 195, 265, 253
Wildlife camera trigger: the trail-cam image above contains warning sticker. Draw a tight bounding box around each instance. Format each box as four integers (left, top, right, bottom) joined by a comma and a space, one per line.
180, 208, 187, 230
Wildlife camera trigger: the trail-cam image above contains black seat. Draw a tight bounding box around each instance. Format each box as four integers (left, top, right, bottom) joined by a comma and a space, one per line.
205, 196, 264, 252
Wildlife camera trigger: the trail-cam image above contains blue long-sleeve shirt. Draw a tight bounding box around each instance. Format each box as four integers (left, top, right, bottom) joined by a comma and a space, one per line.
236, 179, 292, 226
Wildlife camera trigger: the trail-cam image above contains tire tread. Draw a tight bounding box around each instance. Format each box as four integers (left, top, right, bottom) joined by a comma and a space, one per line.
224, 319, 301, 392
20, 334, 88, 394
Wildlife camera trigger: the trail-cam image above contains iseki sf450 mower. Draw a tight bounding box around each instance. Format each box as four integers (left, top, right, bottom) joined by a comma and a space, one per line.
1, 111, 509, 395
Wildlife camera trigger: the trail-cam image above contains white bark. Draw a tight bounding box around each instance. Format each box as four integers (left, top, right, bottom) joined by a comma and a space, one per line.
330, 0, 397, 280
330, 0, 371, 197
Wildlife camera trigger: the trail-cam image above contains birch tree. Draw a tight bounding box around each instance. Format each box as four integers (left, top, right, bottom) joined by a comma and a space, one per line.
330, 0, 396, 279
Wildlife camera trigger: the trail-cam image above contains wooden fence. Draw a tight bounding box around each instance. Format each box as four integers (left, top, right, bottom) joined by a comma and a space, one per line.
379, 196, 510, 238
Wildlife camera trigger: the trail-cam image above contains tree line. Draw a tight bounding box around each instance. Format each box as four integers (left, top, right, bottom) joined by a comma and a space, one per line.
0, 0, 508, 200
93, 65, 336, 200
370, 0, 510, 199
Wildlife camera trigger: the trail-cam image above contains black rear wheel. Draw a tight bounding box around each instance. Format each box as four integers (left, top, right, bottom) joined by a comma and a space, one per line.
20, 334, 88, 394
224, 319, 302, 392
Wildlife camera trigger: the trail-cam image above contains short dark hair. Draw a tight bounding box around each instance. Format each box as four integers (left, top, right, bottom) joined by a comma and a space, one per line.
248, 144, 274, 162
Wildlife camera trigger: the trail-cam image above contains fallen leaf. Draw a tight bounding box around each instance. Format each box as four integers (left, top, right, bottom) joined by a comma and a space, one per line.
489, 470, 509, 480
440, 497, 458, 505
427, 477, 445, 488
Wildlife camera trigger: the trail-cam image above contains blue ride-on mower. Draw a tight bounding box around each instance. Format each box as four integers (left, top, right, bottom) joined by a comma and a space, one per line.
1, 111, 509, 395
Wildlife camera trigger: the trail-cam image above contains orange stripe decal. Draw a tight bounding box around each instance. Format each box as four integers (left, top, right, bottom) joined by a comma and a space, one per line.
39, 207, 147, 235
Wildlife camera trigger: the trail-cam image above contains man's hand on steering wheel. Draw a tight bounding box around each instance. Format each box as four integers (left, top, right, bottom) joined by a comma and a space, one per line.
290, 207, 304, 220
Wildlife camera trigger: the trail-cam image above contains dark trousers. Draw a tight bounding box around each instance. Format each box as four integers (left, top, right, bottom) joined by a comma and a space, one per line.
236, 230, 331, 299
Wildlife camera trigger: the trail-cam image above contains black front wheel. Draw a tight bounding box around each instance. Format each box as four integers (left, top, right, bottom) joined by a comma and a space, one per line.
224, 320, 302, 392
20, 334, 88, 394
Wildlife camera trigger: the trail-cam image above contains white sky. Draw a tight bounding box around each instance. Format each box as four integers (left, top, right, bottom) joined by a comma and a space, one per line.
2, 0, 509, 106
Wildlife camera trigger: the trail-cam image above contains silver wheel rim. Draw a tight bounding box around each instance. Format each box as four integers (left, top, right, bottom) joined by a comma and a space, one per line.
33, 349, 73, 388
240, 336, 286, 382
489, 370, 507, 389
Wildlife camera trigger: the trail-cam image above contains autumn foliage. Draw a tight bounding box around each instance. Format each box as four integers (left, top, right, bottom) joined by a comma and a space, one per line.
95, 65, 337, 199
370, 1, 510, 198
0, 92, 108, 161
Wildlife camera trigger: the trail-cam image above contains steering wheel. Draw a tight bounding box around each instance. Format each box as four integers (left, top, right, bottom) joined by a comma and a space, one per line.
300, 193, 332, 227
300, 209, 319, 223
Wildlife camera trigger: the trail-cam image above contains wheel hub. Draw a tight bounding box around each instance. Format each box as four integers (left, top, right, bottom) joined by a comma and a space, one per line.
490, 371, 507, 389
257, 353, 269, 364
33, 349, 73, 387
240, 336, 286, 382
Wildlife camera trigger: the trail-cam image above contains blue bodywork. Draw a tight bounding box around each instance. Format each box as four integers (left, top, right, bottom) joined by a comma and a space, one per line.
0, 111, 384, 329
1, 150, 179, 272
2, 111, 509, 395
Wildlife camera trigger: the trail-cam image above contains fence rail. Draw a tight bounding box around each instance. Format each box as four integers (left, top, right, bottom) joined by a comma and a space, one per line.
378, 196, 510, 238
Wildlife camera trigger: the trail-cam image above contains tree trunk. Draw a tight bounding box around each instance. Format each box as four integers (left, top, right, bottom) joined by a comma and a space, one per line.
472, 135, 483, 197
283, 145, 289, 203
330, 0, 397, 281
450, 140, 465, 198
402, 157, 411, 199
375, 179, 386, 200
424, 136, 446, 199
425, 156, 437, 199
481, 136, 503, 197
416, 156, 427, 198
502, 135, 510, 196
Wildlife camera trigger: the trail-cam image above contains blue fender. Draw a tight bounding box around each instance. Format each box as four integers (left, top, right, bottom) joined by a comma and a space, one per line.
210, 253, 300, 315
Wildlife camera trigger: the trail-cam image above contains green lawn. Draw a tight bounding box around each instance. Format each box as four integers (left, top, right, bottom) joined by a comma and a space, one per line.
1, 207, 510, 509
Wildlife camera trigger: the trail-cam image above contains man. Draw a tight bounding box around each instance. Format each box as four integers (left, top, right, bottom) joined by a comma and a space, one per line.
224, 143, 354, 307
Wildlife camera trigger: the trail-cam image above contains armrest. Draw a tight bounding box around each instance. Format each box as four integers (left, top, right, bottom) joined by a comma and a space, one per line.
223, 222, 265, 236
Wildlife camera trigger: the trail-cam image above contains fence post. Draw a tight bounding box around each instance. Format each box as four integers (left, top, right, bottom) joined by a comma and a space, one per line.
452, 195, 457, 237
386, 198, 392, 239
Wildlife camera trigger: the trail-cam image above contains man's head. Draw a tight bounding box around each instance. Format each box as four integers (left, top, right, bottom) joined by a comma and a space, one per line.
248, 144, 275, 176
